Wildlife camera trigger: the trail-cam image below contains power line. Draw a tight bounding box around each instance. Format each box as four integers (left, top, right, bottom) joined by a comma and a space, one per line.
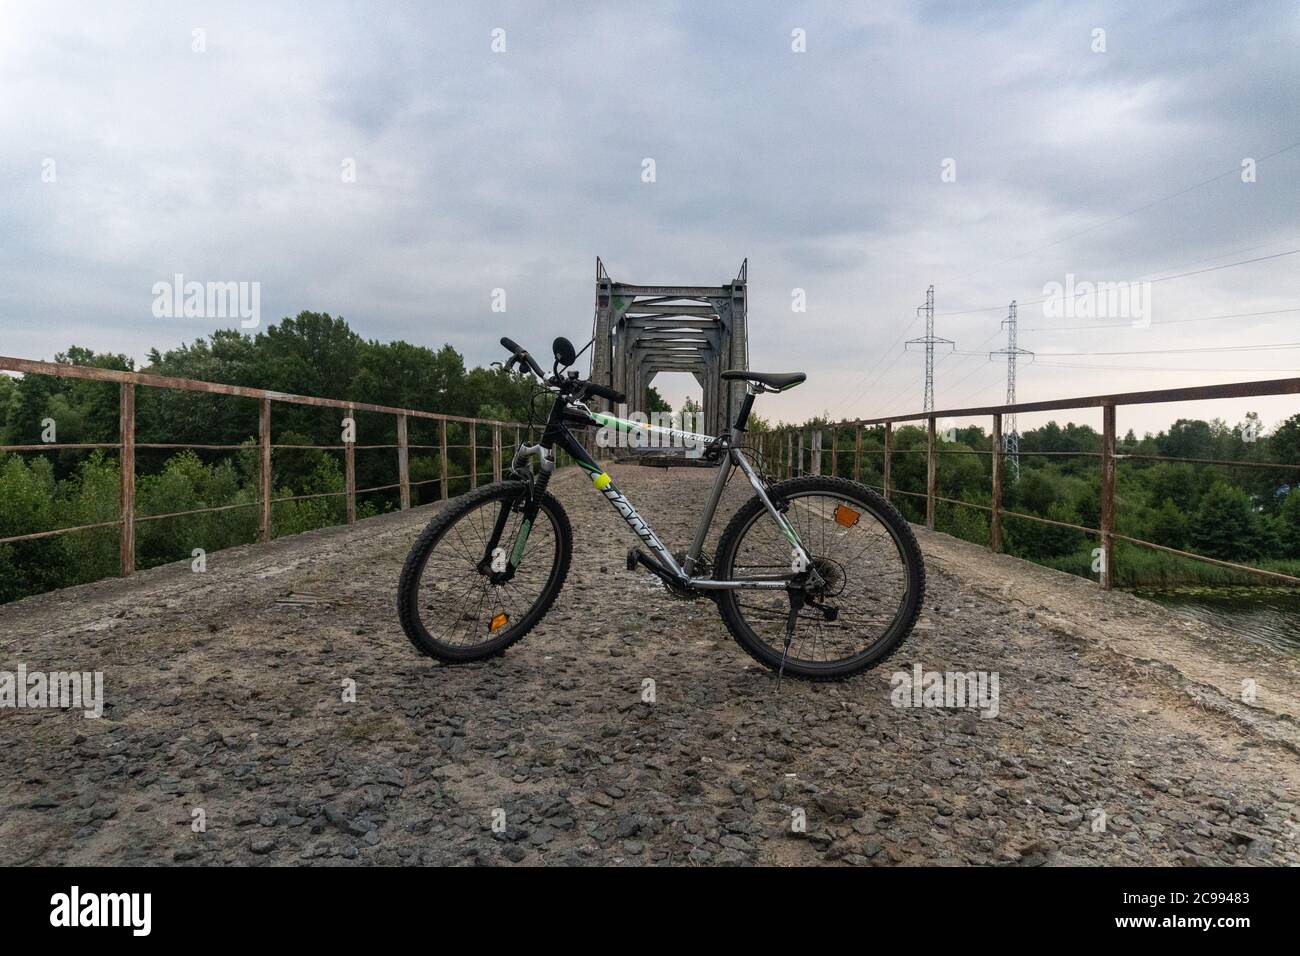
1143, 233, 1300, 274
876, 327, 1003, 415
1036, 341, 1300, 357
942, 140, 1300, 283
1021, 305, 1300, 333
944, 354, 1001, 397
935, 248, 1300, 318
1028, 360, 1300, 373
828, 311, 923, 417
839, 227, 1299, 419
876, 348, 957, 415
840, 144, 1300, 419
838, 343, 912, 413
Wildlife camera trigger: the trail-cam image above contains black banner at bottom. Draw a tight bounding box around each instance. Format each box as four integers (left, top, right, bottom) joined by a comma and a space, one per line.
0, 865, 1278, 941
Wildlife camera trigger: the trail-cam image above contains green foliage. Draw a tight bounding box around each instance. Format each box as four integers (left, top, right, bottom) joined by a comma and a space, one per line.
771, 410, 1300, 588
1278, 488, 1300, 554
1144, 498, 1188, 550
675, 396, 702, 432
6, 313, 1299, 601
0, 312, 547, 603
645, 386, 671, 415
1189, 481, 1275, 561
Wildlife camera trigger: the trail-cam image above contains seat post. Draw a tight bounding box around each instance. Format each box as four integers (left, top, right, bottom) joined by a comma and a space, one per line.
733, 389, 757, 433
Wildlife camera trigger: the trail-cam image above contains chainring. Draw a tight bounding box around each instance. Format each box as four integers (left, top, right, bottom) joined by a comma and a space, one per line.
664, 550, 709, 599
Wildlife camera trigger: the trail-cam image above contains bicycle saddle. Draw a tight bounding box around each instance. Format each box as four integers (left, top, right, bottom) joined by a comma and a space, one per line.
720, 370, 806, 391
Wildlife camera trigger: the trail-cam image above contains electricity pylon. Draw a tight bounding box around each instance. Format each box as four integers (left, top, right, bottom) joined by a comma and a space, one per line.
905, 285, 953, 413
990, 300, 1033, 480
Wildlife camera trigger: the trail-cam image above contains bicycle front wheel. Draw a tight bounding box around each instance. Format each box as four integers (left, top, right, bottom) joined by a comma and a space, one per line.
397, 481, 572, 662
714, 476, 925, 680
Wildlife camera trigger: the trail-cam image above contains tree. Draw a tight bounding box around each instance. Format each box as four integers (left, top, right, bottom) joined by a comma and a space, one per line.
676, 396, 702, 432
1275, 488, 1300, 555
1159, 419, 1215, 461
1272, 413, 1300, 465
1145, 498, 1188, 550
645, 386, 671, 415
1189, 481, 1272, 561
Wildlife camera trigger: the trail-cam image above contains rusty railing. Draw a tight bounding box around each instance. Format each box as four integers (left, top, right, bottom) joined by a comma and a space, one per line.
765, 376, 1300, 589
0, 355, 549, 578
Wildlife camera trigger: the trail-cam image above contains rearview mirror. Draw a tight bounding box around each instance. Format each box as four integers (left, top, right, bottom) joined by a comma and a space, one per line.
552, 336, 577, 368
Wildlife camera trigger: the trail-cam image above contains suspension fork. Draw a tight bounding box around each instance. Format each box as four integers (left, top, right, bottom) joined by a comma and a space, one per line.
486, 443, 554, 572
508, 468, 550, 568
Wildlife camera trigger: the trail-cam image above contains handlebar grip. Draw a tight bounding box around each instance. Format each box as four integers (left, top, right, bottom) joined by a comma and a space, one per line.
499, 336, 543, 376
585, 382, 626, 405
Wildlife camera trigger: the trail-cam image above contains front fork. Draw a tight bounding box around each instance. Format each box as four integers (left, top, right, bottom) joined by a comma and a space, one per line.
479, 444, 553, 580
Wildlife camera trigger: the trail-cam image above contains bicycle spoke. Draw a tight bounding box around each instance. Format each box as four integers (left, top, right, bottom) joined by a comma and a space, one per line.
412, 489, 561, 652
727, 490, 910, 667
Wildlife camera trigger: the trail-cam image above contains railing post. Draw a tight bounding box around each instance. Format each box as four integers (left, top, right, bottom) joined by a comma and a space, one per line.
812, 430, 822, 476
883, 422, 892, 502
492, 423, 502, 481
118, 383, 135, 576
926, 416, 936, 530
798, 432, 805, 477
259, 398, 272, 542
344, 404, 356, 525
853, 426, 861, 481
786, 431, 792, 478
1101, 402, 1116, 590
439, 419, 449, 500
469, 422, 478, 489
990, 412, 1003, 553
830, 427, 837, 477
397, 413, 410, 510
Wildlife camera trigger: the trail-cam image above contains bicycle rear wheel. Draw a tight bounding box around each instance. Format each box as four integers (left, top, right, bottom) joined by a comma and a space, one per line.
397, 481, 572, 662
714, 476, 925, 680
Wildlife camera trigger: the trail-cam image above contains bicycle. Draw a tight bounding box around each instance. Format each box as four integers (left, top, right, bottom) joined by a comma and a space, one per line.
397, 335, 926, 681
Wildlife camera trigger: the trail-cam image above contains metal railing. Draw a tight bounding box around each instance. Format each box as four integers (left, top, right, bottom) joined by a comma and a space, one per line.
765, 376, 1300, 590
0, 355, 548, 578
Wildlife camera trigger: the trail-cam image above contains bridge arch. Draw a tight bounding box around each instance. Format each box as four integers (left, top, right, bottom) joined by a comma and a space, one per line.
589, 258, 748, 443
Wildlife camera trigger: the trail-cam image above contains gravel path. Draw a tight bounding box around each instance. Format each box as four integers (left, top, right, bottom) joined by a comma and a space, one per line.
1, 464, 1297, 866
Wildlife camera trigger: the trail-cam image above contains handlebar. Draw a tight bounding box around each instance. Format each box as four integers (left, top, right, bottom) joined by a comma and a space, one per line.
499, 335, 624, 404
584, 381, 625, 404
500, 336, 545, 377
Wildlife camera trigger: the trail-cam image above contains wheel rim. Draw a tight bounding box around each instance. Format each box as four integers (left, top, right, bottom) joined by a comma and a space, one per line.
413, 493, 560, 650
726, 491, 912, 668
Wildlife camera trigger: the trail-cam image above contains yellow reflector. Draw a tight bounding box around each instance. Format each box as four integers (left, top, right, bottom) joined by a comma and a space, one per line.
489, 613, 509, 632
834, 504, 860, 528
592, 472, 612, 490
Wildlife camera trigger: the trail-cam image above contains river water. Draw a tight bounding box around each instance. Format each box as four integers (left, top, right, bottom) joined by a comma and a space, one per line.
1132, 588, 1300, 654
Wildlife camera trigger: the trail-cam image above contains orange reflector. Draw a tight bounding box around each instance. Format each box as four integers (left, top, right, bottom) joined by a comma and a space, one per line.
834, 504, 860, 528
489, 613, 509, 632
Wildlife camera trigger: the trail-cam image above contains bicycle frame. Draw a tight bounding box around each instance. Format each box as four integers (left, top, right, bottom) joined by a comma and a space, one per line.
526, 397, 812, 592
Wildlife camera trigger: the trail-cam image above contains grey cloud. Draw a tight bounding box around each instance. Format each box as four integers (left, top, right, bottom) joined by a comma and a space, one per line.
1, 0, 1297, 433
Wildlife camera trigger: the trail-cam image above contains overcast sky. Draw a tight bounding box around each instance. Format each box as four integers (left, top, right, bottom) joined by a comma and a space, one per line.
2, 0, 1298, 434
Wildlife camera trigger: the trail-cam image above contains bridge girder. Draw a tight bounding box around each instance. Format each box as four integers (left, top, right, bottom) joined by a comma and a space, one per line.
590, 258, 748, 446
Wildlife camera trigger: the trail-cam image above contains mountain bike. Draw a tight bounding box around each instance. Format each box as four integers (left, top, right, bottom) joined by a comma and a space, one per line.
397, 335, 925, 681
